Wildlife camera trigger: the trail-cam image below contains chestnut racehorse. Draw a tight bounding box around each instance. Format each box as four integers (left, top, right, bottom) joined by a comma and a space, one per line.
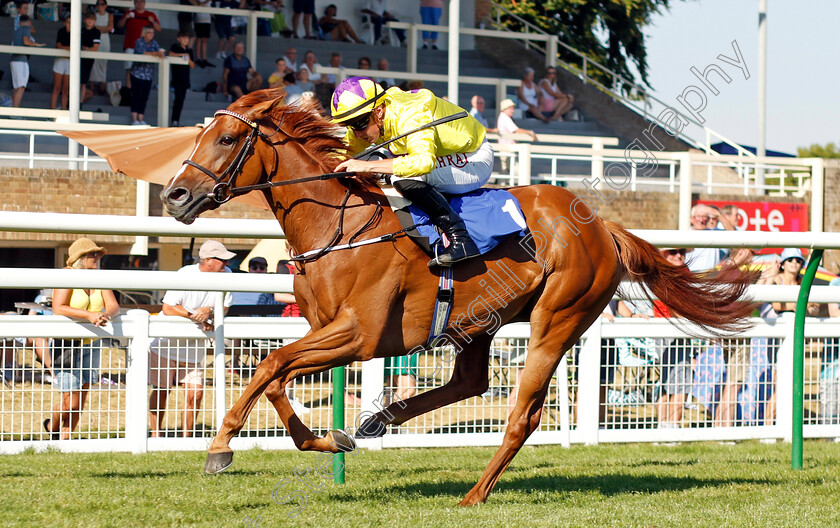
161, 90, 754, 506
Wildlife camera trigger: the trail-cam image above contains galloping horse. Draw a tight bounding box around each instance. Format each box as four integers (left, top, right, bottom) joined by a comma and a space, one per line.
161, 89, 755, 506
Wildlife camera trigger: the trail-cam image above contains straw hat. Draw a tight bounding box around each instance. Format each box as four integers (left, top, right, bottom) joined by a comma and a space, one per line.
500, 99, 516, 111
66, 238, 106, 266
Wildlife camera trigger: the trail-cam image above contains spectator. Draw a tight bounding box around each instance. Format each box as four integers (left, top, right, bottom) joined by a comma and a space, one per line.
44, 238, 120, 440
191, 0, 214, 68
169, 30, 195, 127
706, 205, 723, 230
419, 0, 442, 50
297, 50, 324, 84
685, 204, 724, 272
469, 95, 496, 133
80, 13, 101, 105
89, 0, 113, 95
214, 0, 238, 61
323, 52, 343, 86
129, 26, 164, 125
267, 57, 289, 88
13, 0, 33, 32
654, 248, 693, 428
719, 204, 740, 231
320, 3, 364, 43
376, 57, 395, 89
361, 0, 407, 46
823, 278, 840, 424
357, 56, 372, 70
10, 15, 45, 108
496, 98, 537, 143
282, 46, 298, 72
538, 66, 574, 121
517, 67, 549, 123
282, 72, 303, 102
231, 256, 268, 307
117, 0, 161, 89
50, 17, 72, 110
291, 0, 315, 39
223, 41, 263, 100
295, 67, 315, 93
148, 240, 234, 438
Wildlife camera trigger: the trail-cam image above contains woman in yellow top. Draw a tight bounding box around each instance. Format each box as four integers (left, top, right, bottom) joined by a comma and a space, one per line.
331, 77, 494, 267
44, 237, 120, 440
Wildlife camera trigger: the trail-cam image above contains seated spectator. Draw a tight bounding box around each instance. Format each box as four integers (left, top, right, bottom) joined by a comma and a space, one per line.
281, 72, 304, 103
323, 52, 343, 86
223, 42, 263, 100
358, 56, 372, 70
497, 99, 537, 143
719, 204, 741, 231
295, 67, 315, 93
297, 50, 325, 84
376, 57, 396, 89
11, 14, 45, 108
538, 67, 574, 121
361, 0, 406, 46
130, 26, 165, 125
469, 95, 497, 133
319, 3, 364, 43
45, 238, 120, 440
267, 57, 289, 88
51, 17, 72, 110
283, 46, 298, 72
517, 67, 549, 124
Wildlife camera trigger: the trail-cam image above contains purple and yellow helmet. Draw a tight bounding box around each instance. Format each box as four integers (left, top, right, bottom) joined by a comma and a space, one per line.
330, 77, 386, 124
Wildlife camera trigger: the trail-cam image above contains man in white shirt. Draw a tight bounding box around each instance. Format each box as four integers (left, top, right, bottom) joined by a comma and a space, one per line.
282, 46, 298, 73
685, 204, 725, 272
469, 95, 496, 132
148, 240, 234, 438
496, 98, 537, 144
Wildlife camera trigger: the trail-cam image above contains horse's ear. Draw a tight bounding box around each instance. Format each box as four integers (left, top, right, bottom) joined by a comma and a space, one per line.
249, 88, 287, 119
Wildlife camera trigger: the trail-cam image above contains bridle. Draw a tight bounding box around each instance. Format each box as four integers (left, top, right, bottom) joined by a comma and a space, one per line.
182, 109, 356, 204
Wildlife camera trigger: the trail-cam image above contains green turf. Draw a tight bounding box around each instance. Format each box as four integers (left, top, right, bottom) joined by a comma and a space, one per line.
3, 441, 840, 527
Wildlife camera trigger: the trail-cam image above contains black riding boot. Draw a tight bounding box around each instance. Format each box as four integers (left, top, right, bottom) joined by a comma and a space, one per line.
392, 178, 480, 268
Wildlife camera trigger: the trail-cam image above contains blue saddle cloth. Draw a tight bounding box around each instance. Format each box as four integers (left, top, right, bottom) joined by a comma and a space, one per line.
401, 188, 528, 257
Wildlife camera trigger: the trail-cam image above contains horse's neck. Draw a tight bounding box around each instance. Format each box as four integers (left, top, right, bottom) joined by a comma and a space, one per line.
269, 165, 391, 257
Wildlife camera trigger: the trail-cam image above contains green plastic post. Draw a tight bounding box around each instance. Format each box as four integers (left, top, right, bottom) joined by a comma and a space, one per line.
792, 248, 823, 470
332, 365, 346, 484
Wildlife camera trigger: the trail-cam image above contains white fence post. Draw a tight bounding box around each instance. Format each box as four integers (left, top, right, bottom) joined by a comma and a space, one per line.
407, 25, 417, 74
577, 320, 602, 445
677, 152, 692, 231
157, 60, 171, 127
517, 143, 531, 186
214, 292, 227, 432
124, 310, 151, 454
358, 357, 385, 450
776, 322, 795, 442
810, 158, 824, 232
591, 138, 603, 182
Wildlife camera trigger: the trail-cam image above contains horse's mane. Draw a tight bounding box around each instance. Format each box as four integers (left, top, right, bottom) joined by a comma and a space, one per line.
229, 89, 347, 173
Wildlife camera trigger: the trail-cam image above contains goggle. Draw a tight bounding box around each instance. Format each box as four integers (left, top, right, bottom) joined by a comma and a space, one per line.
345, 112, 372, 131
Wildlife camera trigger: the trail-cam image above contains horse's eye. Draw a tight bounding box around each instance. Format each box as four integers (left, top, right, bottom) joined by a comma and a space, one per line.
220, 135, 235, 146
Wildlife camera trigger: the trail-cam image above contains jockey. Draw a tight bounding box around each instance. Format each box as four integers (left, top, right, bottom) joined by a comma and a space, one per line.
331, 76, 494, 268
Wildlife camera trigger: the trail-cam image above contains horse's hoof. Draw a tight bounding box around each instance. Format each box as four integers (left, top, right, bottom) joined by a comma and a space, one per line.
355, 415, 387, 439
330, 429, 357, 452
204, 451, 234, 474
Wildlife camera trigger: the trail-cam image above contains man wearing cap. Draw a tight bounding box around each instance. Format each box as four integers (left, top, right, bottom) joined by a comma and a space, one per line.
148, 240, 234, 438
331, 77, 493, 267
496, 98, 538, 145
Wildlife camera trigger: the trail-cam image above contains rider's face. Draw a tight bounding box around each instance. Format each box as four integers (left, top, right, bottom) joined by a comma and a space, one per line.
351, 107, 382, 143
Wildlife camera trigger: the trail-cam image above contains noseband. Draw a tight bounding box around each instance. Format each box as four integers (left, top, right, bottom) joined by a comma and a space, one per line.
182, 110, 269, 204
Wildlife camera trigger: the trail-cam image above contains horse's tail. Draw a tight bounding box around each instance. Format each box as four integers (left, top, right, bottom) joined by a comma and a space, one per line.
604, 220, 757, 334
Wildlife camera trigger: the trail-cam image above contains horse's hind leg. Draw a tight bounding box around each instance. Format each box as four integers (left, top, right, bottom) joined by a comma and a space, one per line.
459, 314, 586, 506
357, 337, 492, 436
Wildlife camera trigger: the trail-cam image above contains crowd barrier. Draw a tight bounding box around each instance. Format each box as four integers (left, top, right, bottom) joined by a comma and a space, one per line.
2, 311, 839, 454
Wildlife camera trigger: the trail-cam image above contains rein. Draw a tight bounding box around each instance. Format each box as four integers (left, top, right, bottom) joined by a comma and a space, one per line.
185, 107, 469, 261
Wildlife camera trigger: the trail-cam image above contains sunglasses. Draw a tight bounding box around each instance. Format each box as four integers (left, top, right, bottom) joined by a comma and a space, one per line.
664, 249, 686, 257
346, 112, 371, 131
692, 215, 711, 222
249, 264, 267, 271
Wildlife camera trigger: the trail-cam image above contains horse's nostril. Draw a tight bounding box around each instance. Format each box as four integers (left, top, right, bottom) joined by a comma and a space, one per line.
165, 187, 189, 205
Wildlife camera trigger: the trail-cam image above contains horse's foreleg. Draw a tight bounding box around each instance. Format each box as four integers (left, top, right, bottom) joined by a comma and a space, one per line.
357, 338, 491, 437
205, 315, 361, 474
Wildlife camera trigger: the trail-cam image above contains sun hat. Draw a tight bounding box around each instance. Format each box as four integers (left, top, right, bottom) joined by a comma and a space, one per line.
330, 77, 385, 124
779, 247, 806, 269
199, 240, 236, 261
500, 99, 516, 111
66, 238, 106, 267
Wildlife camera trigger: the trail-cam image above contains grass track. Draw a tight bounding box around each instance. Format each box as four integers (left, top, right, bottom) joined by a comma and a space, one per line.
3, 441, 840, 527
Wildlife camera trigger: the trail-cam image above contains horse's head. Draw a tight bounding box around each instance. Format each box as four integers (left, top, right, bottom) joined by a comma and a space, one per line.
161, 89, 287, 224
